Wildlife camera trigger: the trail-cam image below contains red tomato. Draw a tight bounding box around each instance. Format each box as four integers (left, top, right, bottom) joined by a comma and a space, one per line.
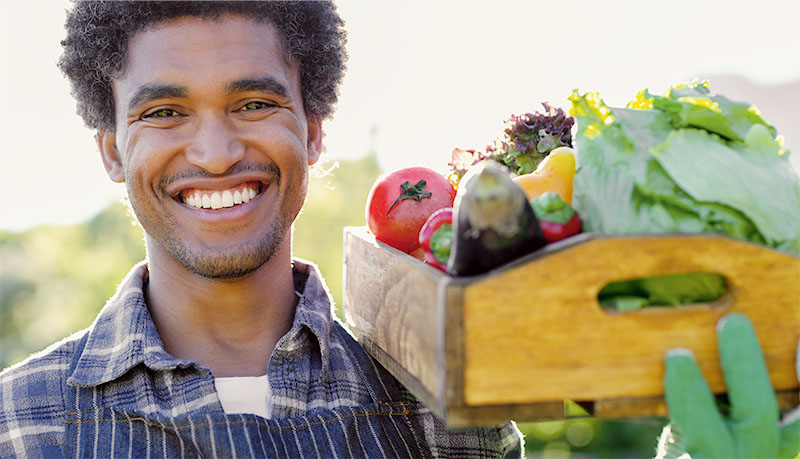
366, 167, 456, 253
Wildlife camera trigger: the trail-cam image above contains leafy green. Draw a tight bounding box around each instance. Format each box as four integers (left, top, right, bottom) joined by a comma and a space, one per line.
448, 104, 575, 180
569, 82, 800, 256
649, 82, 776, 141
652, 128, 799, 250
491, 105, 575, 175
598, 272, 727, 311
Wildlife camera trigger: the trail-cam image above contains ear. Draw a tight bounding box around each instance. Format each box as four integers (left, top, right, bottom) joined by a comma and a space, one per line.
97, 129, 125, 183
306, 115, 323, 166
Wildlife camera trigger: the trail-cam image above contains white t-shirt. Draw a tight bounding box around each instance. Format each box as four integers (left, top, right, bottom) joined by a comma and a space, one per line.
214, 375, 271, 419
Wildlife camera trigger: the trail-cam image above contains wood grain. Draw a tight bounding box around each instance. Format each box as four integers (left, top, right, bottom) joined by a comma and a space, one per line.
342, 226, 446, 406
462, 234, 800, 405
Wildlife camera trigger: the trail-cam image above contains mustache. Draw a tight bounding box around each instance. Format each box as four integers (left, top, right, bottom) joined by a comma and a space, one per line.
158, 162, 281, 191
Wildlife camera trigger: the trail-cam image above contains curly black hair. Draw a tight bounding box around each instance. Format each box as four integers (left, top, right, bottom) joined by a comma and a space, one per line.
59, 1, 348, 130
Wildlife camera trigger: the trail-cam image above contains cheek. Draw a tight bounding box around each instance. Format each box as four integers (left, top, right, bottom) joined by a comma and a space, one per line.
120, 150, 169, 212
248, 113, 309, 153
122, 153, 152, 188
122, 129, 184, 187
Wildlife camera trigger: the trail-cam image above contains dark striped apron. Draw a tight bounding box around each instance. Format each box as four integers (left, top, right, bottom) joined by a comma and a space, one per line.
64, 333, 434, 458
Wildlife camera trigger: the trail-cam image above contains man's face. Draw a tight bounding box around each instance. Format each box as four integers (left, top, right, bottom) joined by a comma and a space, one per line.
98, 15, 322, 279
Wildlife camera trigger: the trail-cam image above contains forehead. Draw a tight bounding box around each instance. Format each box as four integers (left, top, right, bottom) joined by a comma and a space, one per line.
117, 15, 297, 99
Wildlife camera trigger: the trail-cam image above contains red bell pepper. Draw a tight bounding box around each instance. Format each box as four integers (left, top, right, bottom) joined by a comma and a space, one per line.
418, 207, 453, 272
530, 192, 582, 244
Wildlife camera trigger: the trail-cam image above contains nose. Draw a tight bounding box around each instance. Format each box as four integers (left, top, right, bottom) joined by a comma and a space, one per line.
184, 115, 246, 174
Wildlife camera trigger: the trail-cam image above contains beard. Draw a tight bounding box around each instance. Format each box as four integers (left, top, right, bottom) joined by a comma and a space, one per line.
162, 214, 290, 279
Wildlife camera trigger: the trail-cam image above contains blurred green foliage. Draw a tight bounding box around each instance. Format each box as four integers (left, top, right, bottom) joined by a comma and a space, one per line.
0, 152, 664, 457
0, 203, 146, 368
294, 154, 383, 319
517, 417, 666, 458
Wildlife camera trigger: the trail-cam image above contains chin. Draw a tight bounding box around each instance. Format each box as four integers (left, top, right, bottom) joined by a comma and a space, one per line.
163, 224, 289, 280
183, 252, 275, 280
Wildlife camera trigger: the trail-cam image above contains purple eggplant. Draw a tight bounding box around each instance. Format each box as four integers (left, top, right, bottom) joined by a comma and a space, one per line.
447, 161, 546, 276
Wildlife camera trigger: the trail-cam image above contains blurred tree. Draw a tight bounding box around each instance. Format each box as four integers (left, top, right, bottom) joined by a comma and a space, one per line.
0, 203, 146, 368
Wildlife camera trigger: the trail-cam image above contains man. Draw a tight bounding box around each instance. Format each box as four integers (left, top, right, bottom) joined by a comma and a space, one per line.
0, 1, 522, 457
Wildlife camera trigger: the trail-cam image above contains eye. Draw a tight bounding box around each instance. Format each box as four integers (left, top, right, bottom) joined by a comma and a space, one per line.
239, 101, 274, 111
142, 108, 180, 119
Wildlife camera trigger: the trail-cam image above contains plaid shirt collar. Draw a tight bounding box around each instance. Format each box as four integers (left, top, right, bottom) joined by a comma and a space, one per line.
67, 259, 334, 387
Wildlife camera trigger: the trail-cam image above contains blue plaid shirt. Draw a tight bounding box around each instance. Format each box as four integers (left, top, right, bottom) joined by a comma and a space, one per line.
0, 260, 522, 457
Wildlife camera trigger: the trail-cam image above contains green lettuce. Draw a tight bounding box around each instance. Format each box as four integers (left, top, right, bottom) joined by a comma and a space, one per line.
569, 81, 800, 256
599, 272, 727, 311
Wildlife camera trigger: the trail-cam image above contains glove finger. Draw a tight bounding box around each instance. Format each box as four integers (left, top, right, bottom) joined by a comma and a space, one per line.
665, 348, 733, 457
717, 313, 780, 455
778, 337, 800, 459
778, 413, 800, 458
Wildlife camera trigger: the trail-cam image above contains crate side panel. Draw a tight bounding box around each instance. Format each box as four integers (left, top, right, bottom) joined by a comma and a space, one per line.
343, 227, 446, 405
461, 235, 800, 405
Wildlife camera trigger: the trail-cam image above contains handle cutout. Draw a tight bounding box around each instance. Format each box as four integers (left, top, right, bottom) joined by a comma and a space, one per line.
598, 272, 729, 312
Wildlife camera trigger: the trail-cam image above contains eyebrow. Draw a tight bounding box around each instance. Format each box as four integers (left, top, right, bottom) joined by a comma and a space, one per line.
226, 77, 289, 99
127, 84, 189, 111
127, 77, 291, 112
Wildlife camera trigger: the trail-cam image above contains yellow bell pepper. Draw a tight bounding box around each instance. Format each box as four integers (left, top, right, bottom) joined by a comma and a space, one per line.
512, 146, 576, 204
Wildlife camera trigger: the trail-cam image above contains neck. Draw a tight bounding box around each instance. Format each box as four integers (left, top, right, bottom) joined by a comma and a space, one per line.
144, 237, 297, 377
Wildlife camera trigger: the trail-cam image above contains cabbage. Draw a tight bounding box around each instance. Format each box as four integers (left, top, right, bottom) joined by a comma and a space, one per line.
570, 81, 800, 255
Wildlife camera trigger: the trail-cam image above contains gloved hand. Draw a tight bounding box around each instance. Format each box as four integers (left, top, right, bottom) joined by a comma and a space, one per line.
659, 313, 800, 458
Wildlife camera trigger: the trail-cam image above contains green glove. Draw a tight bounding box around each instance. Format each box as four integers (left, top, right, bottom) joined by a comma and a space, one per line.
661, 313, 800, 458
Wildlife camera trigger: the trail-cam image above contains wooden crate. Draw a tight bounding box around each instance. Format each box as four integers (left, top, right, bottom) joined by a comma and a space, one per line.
342, 226, 800, 428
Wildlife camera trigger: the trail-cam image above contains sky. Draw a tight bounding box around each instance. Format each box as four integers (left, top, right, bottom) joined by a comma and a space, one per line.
1, 0, 799, 232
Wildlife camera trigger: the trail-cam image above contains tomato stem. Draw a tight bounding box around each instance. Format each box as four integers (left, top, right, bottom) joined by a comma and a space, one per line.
387, 179, 432, 214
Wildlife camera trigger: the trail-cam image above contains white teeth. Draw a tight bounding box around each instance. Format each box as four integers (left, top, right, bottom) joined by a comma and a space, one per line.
184, 185, 259, 210
210, 192, 223, 209
221, 190, 234, 208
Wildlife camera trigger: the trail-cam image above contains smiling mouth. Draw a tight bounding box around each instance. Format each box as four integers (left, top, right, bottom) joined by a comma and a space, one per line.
179, 181, 262, 210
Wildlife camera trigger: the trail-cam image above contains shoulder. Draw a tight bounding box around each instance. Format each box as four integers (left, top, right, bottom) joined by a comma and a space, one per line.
0, 329, 83, 401
0, 330, 85, 455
